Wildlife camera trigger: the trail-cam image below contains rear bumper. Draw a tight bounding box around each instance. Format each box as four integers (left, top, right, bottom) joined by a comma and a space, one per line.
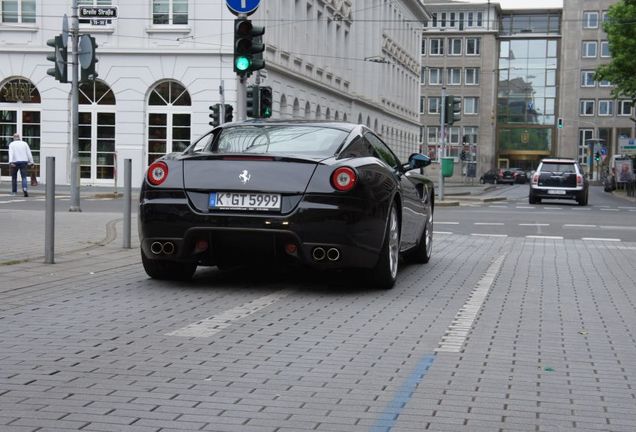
530, 186, 585, 200
138, 192, 386, 270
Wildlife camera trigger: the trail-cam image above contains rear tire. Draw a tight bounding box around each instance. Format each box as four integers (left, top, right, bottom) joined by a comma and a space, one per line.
577, 192, 588, 206
369, 203, 400, 290
407, 207, 433, 264
141, 251, 197, 281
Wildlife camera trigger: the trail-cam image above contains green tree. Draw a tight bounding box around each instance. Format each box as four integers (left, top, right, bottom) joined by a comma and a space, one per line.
595, 0, 636, 102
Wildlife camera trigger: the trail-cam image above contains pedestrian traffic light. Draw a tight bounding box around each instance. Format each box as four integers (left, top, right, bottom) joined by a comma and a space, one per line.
557, 117, 564, 128
209, 103, 221, 126
259, 86, 272, 118
233, 18, 265, 76
595, 152, 600, 161
46, 34, 68, 83
460, 150, 467, 161
80, 35, 98, 82
445, 95, 461, 125
224, 104, 234, 123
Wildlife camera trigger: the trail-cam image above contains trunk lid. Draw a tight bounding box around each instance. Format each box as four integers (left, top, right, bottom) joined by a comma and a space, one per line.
182, 154, 320, 193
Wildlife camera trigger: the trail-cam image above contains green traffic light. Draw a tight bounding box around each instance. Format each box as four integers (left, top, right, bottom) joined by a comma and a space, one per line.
235, 56, 250, 71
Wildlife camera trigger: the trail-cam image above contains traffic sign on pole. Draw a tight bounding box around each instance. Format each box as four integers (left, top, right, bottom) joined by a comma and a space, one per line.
226, 0, 261, 16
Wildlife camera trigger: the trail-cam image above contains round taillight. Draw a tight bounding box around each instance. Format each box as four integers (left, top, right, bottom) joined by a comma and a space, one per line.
147, 161, 169, 186
331, 167, 357, 192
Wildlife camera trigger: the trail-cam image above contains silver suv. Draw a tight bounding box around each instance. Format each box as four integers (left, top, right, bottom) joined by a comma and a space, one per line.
529, 158, 589, 206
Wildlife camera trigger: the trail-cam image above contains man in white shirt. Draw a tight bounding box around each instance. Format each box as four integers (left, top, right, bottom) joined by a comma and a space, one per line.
8, 133, 34, 197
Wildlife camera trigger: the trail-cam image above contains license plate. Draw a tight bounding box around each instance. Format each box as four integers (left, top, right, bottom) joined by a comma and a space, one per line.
547, 190, 566, 195
209, 192, 281, 210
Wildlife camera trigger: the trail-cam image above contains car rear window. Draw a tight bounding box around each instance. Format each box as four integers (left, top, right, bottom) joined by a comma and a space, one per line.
208, 125, 349, 157
540, 163, 577, 174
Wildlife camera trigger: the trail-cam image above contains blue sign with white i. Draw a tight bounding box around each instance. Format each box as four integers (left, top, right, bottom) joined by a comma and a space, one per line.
226, 0, 261, 16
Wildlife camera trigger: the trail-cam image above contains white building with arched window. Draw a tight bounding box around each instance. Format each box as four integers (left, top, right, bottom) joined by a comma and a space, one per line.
1, 0, 429, 186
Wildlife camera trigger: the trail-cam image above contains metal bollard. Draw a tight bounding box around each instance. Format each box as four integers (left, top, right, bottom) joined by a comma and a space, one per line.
44, 157, 55, 264
123, 158, 132, 249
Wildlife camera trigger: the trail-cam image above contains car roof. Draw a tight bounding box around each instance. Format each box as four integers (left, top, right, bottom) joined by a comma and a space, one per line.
226, 119, 359, 133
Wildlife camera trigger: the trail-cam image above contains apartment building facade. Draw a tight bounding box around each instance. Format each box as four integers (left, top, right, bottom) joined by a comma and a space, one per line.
0, 0, 428, 186
422, 0, 634, 177
559, 0, 634, 170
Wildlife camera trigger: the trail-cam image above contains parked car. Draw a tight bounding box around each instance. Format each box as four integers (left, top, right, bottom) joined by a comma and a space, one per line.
138, 121, 435, 290
529, 158, 589, 205
509, 168, 528, 184
497, 168, 517, 184
479, 169, 499, 184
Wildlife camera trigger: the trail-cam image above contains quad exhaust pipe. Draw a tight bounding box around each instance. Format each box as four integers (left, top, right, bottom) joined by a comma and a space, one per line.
311, 246, 341, 262
150, 241, 175, 255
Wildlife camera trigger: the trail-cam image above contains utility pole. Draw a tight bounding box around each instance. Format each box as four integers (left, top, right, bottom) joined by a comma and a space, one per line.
69, 0, 81, 212
439, 87, 446, 201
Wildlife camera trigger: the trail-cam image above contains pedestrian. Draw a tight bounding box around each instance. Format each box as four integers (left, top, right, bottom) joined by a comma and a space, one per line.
8, 133, 34, 197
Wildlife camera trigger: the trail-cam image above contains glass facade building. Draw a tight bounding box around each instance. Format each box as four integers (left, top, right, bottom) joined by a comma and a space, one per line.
496, 12, 561, 170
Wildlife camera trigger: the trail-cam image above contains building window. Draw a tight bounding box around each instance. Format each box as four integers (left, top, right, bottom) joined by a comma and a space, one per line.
583, 11, 599, 29
466, 38, 480, 55
599, 78, 612, 87
618, 100, 632, 116
579, 129, 593, 164
463, 126, 478, 145
430, 38, 444, 55
420, 96, 426, 113
600, 41, 610, 57
598, 100, 614, 116
428, 97, 441, 114
429, 68, 442, 85
449, 127, 461, 145
464, 97, 479, 115
420, 66, 426, 83
1, 0, 35, 23
447, 68, 461, 85
465, 68, 480, 85
78, 81, 116, 182
427, 126, 439, 144
147, 80, 192, 165
580, 99, 595, 116
582, 41, 597, 58
449, 38, 462, 55
421, 37, 427, 54
602, 11, 609, 23
581, 70, 596, 87
152, 0, 188, 25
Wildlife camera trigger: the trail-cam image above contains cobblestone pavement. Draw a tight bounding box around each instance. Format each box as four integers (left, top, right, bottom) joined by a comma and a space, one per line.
0, 201, 635, 432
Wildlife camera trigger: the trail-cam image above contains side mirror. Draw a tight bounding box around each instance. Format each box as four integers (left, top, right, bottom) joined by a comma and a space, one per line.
406, 153, 431, 170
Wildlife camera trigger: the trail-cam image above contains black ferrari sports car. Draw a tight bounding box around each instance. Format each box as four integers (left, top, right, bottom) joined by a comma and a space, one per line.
139, 121, 435, 289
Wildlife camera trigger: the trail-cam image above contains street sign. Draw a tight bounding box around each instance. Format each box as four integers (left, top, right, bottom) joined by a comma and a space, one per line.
618, 137, 636, 155
79, 6, 118, 19
226, 0, 261, 16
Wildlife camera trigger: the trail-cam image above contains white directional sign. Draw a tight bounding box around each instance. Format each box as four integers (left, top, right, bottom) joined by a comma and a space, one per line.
79, 6, 118, 19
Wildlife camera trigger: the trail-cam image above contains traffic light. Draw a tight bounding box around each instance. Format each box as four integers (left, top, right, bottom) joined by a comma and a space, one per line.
246, 85, 259, 118
46, 35, 68, 83
233, 18, 265, 76
80, 35, 98, 82
460, 150, 467, 161
259, 86, 272, 118
224, 104, 234, 123
595, 152, 600, 161
445, 95, 461, 125
557, 117, 564, 128
209, 103, 221, 127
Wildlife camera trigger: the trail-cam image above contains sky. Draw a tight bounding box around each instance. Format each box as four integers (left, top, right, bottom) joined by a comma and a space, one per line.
460, 0, 563, 9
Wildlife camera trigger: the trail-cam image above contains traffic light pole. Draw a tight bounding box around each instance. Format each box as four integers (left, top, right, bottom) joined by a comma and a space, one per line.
237, 76, 247, 121
439, 87, 446, 201
69, 0, 81, 212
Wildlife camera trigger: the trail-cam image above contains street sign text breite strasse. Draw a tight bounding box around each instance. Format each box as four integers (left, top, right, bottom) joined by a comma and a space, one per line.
79, 6, 118, 19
